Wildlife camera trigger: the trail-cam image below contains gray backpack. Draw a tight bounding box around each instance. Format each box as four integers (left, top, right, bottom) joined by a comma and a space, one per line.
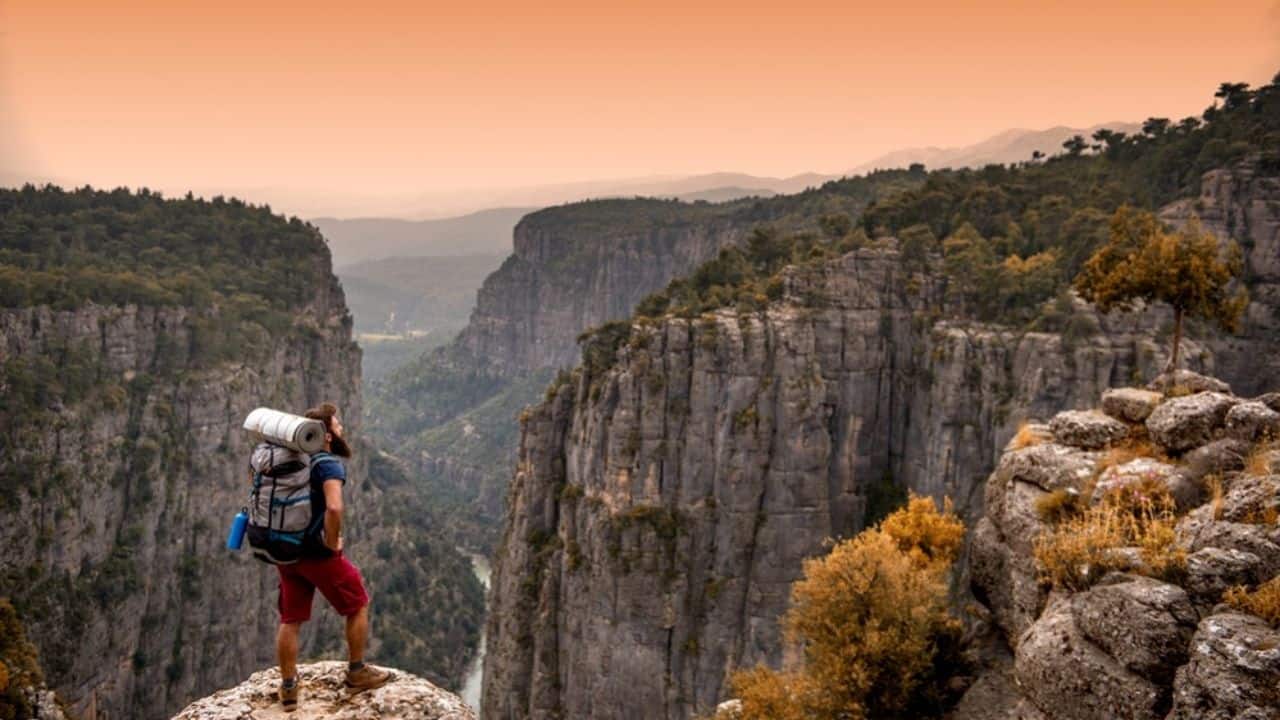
246, 443, 326, 564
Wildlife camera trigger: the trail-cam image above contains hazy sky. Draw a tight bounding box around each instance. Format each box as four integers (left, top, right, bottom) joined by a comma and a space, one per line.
4, 0, 1278, 216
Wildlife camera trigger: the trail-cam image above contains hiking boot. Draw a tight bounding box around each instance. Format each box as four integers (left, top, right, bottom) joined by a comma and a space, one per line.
345, 664, 391, 693
279, 679, 299, 712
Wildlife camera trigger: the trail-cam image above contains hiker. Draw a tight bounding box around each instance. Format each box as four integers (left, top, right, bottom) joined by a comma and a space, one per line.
273, 402, 390, 711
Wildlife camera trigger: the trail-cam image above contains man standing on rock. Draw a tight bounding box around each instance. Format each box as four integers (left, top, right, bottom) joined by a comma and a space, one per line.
275, 402, 390, 711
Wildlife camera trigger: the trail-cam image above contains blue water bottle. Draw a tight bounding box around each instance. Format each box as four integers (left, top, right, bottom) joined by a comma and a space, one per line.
227, 508, 249, 550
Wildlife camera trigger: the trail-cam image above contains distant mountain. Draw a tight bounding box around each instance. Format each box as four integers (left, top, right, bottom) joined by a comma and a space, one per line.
673, 186, 778, 203
337, 254, 507, 336
848, 122, 1143, 174
312, 207, 534, 267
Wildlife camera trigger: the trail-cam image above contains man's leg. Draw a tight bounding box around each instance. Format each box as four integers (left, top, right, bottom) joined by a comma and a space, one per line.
345, 605, 368, 664
276, 566, 314, 711
277, 622, 301, 678
310, 553, 387, 690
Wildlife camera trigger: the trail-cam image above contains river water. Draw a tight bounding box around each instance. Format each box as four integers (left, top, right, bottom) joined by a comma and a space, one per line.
460, 552, 491, 714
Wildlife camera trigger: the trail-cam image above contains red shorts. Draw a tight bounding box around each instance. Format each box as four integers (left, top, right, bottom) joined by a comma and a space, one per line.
276, 552, 370, 624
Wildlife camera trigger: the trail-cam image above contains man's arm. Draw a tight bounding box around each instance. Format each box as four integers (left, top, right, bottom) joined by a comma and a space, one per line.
323, 478, 344, 552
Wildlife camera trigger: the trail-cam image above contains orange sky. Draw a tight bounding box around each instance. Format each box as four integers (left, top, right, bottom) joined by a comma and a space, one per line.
3, 1, 1278, 216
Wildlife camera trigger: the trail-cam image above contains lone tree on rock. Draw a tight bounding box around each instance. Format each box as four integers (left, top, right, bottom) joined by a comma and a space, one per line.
1074, 206, 1247, 372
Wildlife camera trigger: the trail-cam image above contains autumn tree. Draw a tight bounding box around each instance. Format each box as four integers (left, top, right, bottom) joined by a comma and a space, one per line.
1074, 206, 1247, 372
0, 598, 45, 720
730, 496, 967, 720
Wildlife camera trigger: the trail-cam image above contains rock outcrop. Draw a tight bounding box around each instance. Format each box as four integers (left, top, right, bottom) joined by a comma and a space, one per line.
170, 662, 474, 720
964, 373, 1280, 720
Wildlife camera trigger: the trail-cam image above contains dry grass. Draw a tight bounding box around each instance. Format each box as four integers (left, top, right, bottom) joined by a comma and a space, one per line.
1205, 474, 1225, 520
1010, 421, 1049, 450
1244, 440, 1277, 477
1034, 484, 1185, 591
1224, 576, 1280, 627
1094, 433, 1165, 477
1035, 488, 1085, 524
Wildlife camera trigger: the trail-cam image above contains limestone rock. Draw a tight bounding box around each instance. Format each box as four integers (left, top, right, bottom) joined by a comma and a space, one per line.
1184, 546, 1268, 602
1101, 387, 1164, 423
1014, 596, 1166, 720
1092, 457, 1197, 508
1148, 369, 1232, 395
1225, 400, 1280, 442
713, 699, 743, 719
1252, 391, 1280, 413
1167, 612, 1280, 720
1049, 409, 1130, 449
1146, 392, 1239, 453
1184, 438, 1251, 480
1070, 575, 1197, 682
170, 662, 474, 720
949, 656, 1047, 720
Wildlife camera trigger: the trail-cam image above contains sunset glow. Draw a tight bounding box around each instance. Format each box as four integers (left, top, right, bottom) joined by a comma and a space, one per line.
4, 0, 1278, 215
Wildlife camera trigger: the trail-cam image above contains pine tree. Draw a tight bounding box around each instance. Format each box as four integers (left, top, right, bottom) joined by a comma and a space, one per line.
1074, 206, 1247, 372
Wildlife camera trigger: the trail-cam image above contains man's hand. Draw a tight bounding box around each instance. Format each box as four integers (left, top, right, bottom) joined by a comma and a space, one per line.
324, 532, 344, 553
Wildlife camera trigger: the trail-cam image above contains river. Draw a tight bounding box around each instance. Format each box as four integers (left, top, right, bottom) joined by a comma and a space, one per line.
460, 551, 491, 714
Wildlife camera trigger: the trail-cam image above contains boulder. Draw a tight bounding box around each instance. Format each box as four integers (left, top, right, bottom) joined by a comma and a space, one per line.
1215, 474, 1280, 523
1148, 370, 1232, 395
170, 662, 475, 720
1177, 509, 1280, 581
1091, 457, 1198, 508
1167, 612, 1280, 720
1101, 387, 1164, 423
1070, 575, 1197, 683
1252, 391, 1280, 413
1146, 392, 1238, 453
1184, 438, 1250, 479
1014, 596, 1166, 720
985, 443, 1099, 521
1184, 546, 1268, 602
1049, 410, 1130, 449
1224, 401, 1280, 442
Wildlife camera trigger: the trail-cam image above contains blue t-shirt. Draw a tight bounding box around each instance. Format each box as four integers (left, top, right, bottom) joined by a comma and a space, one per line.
306, 453, 346, 555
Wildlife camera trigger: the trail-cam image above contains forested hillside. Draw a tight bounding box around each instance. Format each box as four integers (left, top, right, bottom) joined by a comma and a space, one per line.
0, 187, 482, 718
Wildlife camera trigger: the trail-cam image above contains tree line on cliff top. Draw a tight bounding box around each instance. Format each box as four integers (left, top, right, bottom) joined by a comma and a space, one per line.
622, 75, 1277, 329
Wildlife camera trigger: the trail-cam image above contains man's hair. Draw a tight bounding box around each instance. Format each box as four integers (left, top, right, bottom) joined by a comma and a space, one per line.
305, 402, 352, 458
304, 402, 339, 427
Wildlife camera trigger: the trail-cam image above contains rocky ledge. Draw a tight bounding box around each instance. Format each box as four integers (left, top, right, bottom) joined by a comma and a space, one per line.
967, 370, 1280, 720
170, 662, 474, 720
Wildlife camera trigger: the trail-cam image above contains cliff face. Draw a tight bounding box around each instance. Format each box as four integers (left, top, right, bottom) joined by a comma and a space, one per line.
0, 260, 364, 720
480, 247, 1218, 720
455, 212, 748, 376
1160, 156, 1280, 396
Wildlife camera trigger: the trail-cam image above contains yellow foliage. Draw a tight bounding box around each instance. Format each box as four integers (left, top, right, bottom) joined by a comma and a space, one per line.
1075, 207, 1247, 369
1010, 422, 1048, 450
1224, 577, 1280, 627
1034, 485, 1185, 591
730, 495, 965, 720
879, 495, 965, 567
1035, 488, 1085, 524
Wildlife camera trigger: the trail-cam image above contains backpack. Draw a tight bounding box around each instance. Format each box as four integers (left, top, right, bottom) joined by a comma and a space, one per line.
246, 442, 331, 565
